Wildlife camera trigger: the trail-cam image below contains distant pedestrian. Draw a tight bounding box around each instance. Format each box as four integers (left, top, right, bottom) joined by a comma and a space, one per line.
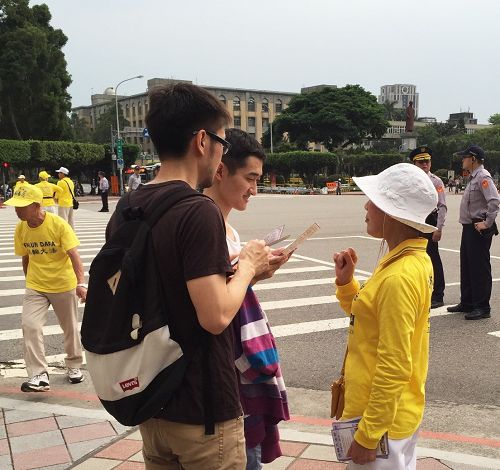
56, 167, 75, 228
336, 179, 342, 195
454, 178, 460, 194
410, 146, 447, 308
35, 171, 63, 215
127, 165, 142, 191
5, 184, 86, 392
15, 175, 27, 189
98, 171, 109, 212
447, 145, 500, 320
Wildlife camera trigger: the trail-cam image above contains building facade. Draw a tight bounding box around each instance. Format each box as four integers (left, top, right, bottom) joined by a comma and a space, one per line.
72, 78, 295, 157
378, 84, 419, 117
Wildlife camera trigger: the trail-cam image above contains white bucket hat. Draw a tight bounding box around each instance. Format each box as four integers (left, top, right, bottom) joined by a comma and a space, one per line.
56, 167, 69, 175
353, 163, 438, 233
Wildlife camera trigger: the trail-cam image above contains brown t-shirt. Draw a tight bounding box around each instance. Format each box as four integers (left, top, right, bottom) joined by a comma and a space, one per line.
106, 180, 241, 424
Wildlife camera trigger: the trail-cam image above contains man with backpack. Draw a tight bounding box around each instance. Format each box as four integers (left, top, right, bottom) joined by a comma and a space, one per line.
93, 83, 270, 469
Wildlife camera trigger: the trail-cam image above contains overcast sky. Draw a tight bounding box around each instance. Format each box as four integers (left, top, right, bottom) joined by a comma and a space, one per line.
32, 0, 500, 123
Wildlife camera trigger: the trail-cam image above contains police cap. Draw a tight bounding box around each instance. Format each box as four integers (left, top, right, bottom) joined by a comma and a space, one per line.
409, 146, 433, 162
456, 144, 485, 161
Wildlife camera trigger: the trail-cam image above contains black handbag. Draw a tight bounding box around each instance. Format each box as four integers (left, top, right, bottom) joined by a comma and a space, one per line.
65, 180, 79, 210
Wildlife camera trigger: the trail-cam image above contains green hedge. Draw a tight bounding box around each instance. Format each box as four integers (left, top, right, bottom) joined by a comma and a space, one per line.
0, 139, 106, 167
0, 140, 31, 164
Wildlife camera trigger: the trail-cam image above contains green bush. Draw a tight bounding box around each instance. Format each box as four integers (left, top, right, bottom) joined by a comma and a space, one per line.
0, 140, 31, 164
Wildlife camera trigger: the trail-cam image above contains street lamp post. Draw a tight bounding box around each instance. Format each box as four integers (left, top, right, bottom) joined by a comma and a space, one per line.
114, 74, 143, 195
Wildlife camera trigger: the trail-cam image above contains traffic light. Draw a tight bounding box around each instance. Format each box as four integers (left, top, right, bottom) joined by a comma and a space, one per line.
2, 162, 9, 169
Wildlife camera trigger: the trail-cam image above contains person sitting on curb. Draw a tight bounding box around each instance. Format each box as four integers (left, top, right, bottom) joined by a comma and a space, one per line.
5, 183, 86, 392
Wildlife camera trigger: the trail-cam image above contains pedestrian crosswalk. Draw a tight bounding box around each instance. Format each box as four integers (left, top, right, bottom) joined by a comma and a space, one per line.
0, 207, 497, 382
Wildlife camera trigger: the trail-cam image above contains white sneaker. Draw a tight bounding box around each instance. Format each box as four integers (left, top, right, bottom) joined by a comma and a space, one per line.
68, 368, 84, 384
21, 372, 50, 392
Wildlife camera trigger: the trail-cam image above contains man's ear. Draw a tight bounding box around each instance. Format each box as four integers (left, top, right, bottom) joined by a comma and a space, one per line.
214, 163, 225, 181
192, 130, 207, 156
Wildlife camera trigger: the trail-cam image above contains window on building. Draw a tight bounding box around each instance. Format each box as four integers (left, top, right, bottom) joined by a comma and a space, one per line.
132, 121, 136, 127
262, 98, 269, 113
248, 97, 255, 112
138, 101, 142, 116
248, 117, 256, 128
249, 132, 256, 138
234, 116, 241, 128
275, 99, 283, 113
262, 118, 269, 131
138, 119, 143, 128
145, 102, 149, 113
233, 96, 240, 111
132, 104, 136, 117
125, 104, 130, 117
219, 95, 226, 106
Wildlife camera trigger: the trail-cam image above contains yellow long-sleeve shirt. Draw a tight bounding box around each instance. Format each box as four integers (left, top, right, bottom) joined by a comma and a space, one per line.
336, 238, 432, 449
35, 181, 63, 207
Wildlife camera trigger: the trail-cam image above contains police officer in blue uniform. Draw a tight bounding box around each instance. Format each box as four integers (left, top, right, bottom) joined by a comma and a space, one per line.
410, 146, 447, 308
447, 145, 500, 320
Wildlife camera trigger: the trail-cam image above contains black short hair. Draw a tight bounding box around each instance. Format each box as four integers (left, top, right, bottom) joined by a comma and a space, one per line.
146, 83, 231, 160
223, 128, 266, 174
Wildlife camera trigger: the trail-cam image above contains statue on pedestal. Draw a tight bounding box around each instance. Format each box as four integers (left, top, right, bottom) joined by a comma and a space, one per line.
405, 101, 415, 132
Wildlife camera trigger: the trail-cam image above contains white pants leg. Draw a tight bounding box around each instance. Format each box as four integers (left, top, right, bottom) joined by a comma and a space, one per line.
44, 206, 57, 214
347, 432, 419, 470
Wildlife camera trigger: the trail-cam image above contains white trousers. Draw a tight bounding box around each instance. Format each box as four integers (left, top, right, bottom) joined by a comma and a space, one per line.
58, 206, 74, 229
347, 432, 418, 470
44, 206, 57, 214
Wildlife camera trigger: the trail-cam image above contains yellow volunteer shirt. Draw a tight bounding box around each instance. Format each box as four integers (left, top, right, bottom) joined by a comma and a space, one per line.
56, 177, 74, 207
35, 181, 63, 207
14, 212, 80, 293
336, 238, 432, 449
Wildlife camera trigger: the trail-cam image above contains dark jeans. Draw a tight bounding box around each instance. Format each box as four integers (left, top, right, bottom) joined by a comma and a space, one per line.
460, 224, 493, 310
424, 212, 445, 302
101, 190, 108, 210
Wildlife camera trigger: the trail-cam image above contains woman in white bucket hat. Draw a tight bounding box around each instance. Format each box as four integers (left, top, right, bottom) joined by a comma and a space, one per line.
333, 163, 438, 469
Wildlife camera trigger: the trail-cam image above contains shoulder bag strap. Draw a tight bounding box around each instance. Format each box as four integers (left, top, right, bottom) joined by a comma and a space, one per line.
64, 179, 76, 200
340, 346, 348, 376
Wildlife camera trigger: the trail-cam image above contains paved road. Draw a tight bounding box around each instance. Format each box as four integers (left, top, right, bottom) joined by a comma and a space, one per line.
0, 193, 499, 467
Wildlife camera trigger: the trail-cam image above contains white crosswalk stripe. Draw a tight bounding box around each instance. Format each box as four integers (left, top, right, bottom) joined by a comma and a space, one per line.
1, 209, 498, 381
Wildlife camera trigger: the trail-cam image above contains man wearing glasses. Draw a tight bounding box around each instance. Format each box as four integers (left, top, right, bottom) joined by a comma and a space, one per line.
105, 83, 270, 469
410, 146, 447, 308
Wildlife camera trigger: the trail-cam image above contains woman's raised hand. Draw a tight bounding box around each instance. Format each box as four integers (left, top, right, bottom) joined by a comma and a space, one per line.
333, 248, 358, 286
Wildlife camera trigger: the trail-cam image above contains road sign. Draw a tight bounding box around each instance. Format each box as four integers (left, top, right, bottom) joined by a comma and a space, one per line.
117, 158, 124, 169
142, 128, 149, 138
111, 153, 117, 161
116, 138, 123, 158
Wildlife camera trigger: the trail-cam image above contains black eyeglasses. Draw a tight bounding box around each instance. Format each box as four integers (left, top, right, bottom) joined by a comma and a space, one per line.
192, 130, 231, 155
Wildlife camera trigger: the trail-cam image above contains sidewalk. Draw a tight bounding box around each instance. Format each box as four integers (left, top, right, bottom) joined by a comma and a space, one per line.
2, 402, 496, 470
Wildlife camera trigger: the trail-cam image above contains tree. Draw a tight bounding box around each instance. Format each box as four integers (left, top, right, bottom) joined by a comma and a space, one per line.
69, 112, 93, 142
91, 103, 129, 144
488, 114, 500, 126
381, 101, 405, 121
273, 85, 388, 151
0, 1, 72, 140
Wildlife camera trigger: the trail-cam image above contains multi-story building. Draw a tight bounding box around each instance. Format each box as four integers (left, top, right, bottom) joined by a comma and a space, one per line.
72, 78, 295, 157
378, 84, 419, 116
448, 112, 478, 125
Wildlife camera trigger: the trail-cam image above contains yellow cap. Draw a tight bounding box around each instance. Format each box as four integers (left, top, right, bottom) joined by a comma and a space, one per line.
4, 184, 43, 207
39, 170, 50, 179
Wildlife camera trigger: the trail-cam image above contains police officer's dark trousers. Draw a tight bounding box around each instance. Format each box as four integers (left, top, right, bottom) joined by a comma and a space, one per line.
424, 212, 444, 302
460, 224, 492, 311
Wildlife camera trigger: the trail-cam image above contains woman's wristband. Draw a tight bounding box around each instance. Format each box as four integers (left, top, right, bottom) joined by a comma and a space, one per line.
77, 283, 88, 289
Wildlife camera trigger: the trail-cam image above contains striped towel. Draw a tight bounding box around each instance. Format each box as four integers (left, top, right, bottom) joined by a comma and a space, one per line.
233, 286, 290, 464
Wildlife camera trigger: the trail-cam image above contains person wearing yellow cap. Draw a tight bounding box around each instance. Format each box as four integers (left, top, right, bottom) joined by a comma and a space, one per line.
4, 184, 86, 392
15, 174, 28, 190
35, 171, 63, 214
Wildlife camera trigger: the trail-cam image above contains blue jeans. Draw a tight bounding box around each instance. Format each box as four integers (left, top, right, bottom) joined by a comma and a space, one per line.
246, 444, 263, 470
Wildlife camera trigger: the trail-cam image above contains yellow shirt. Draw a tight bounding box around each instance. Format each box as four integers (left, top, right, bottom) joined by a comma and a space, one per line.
15, 181, 28, 189
336, 238, 432, 448
35, 181, 63, 207
14, 212, 80, 293
56, 177, 74, 207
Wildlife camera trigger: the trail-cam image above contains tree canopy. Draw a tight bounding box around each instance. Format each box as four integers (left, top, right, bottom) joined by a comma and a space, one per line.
272, 85, 388, 151
0, 0, 72, 140
488, 114, 500, 126
91, 103, 130, 144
